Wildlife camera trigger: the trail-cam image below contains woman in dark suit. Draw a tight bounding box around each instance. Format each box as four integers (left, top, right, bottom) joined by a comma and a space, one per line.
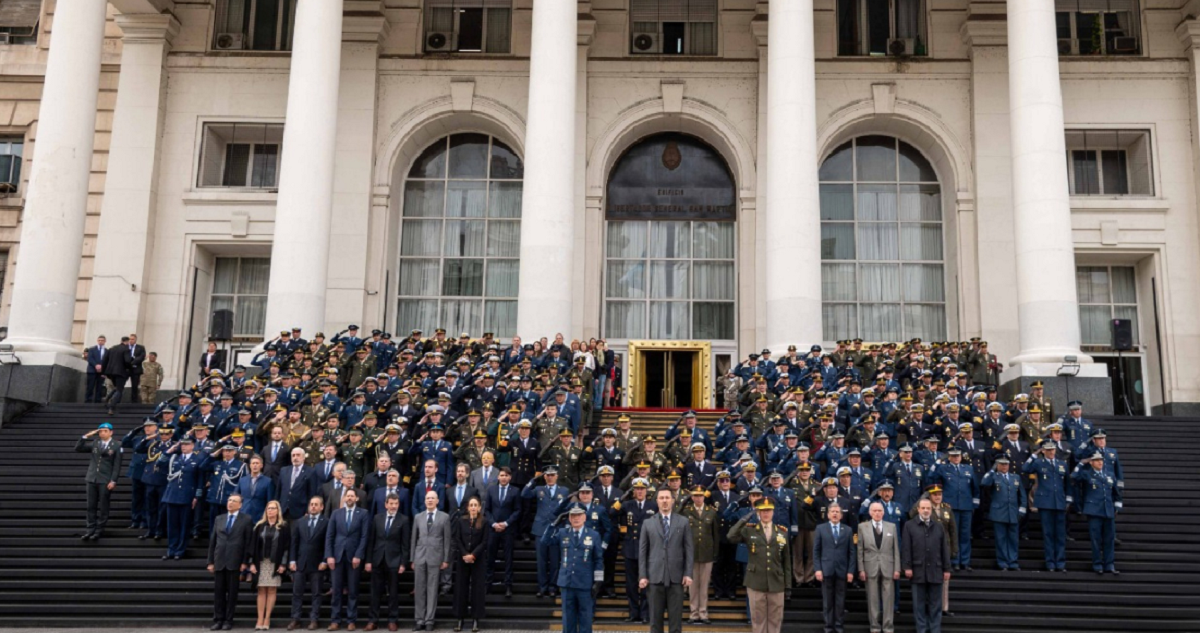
249, 501, 291, 631
451, 497, 491, 632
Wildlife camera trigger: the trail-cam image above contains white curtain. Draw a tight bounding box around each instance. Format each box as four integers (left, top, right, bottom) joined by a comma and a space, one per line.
903, 304, 946, 340
1076, 266, 1110, 303
484, 300, 517, 338
607, 261, 646, 299
693, 262, 734, 300
446, 181, 487, 217
650, 222, 690, 258
397, 299, 440, 336
441, 299, 482, 335
1079, 305, 1111, 346
488, 182, 522, 217
485, 8, 511, 53
1111, 266, 1136, 303
903, 264, 945, 302
403, 181, 445, 217
649, 302, 688, 339
857, 224, 899, 260
399, 259, 441, 296
861, 304, 901, 341
213, 258, 238, 294
401, 220, 442, 256
650, 261, 689, 299
606, 302, 645, 339
608, 221, 648, 259
485, 259, 519, 297
236, 297, 267, 337
895, 0, 925, 41
859, 264, 901, 301
692, 222, 734, 259
443, 220, 486, 257
694, 302, 734, 340
822, 263, 856, 301
486, 220, 520, 257
898, 185, 940, 221
822, 303, 857, 341
857, 184, 898, 221
900, 223, 943, 260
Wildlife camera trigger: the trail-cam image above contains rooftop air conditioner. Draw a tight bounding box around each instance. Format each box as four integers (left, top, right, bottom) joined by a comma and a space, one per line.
214, 33, 245, 50
426, 31, 453, 52
887, 38, 914, 56
631, 32, 661, 54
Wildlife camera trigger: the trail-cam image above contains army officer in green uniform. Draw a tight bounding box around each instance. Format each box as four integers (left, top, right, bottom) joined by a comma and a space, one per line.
728, 498, 791, 633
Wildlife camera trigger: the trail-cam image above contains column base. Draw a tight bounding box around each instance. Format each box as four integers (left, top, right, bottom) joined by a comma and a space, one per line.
1000, 362, 1113, 415
0, 357, 87, 427
1151, 402, 1200, 417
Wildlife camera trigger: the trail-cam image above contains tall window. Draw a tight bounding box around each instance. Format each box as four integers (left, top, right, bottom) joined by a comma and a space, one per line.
820, 136, 946, 342
837, 0, 927, 56
423, 0, 512, 54
0, 138, 22, 193
1055, 0, 1140, 55
212, 257, 270, 338
629, 0, 718, 55
213, 0, 298, 51
198, 123, 284, 189
1077, 265, 1138, 348
1066, 130, 1152, 196
398, 134, 522, 337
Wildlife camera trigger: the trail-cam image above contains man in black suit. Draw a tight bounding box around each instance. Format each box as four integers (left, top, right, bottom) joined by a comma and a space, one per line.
483, 468, 520, 594
262, 426, 291, 480
289, 496, 329, 630
813, 504, 857, 633
103, 336, 131, 415
208, 493, 254, 631
366, 494, 411, 631
200, 341, 227, 378
323, 468, 365, 518
279, 448, 319, 521
126, 333, 147, 403
445, 463, 479, 515
363, 455, 394, 498
902, 498, 952, 633
84, 335, 107, 403
325, 488, 370, 630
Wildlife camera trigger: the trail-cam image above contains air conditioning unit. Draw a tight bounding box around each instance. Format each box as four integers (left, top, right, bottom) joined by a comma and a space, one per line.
425, 31, 454, 52
631, 32, 661, 54
1112, 36, 1138, 53
214, 32, 245, 50
887, 38, 915, 57
1057, 38, 1075, 55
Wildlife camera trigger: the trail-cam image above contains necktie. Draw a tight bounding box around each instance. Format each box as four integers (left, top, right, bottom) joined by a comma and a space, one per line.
310, 517, 316, 531
325, 463, 332, 479
385, 515, 393, 534
499, 487, 506, 503
291, 468, 300, 489
427, 512, 434, 529
875, 522, 882, 535
834, 524, 840, 540
346, 508, 353, 529
226, 514, 235, 533
272, 443, 279, 461
388, 487, 395, 497
457, 486, 464, 505
662, 515, 670, 535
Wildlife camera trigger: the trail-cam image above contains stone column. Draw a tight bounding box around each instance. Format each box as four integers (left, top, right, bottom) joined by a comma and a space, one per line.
515, 0, 578, 339
86, 14, 179, 344
764, 0, 822, 349
5, 0, 108, 363
1006, 0, 1088, 366
262, 0, 344, 336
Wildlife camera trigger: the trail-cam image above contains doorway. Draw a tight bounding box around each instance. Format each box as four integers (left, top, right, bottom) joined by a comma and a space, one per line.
643, 350, 696, 408
1095, 354, 1147, 416
626, 340, 714, 409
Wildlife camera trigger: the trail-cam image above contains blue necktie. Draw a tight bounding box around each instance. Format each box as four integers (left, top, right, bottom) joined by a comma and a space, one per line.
834, 524, 840, 540
226, 514, 235, 533
457, 486, 464, 506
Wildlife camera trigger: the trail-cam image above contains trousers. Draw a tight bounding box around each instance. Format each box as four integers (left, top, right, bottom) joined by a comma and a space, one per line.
290, 570, 324, 622
646, 583, 684, 633
129, 479, 146, 526
993, 520, 1019, 569
911, 581, 943, 633
143, 484, 165, 536
453, 560, 487, 620
329, 556, 362, 624
413, 560, 441, 625
213, 569, 241, 624
863, 570, 895, 633
793, 529, 815, 583
688, 561, 713, 619
821, 575, 847, 633
164, 502, 192, 556
86, 372, 106, 403
369, 562, 400, 623
1088, 516, 1116, 571
623, 557, 647, 619
746, 588, 784, 633
952, 510, 972, 565
1039, 509, 1067, 570
561, 587, 594, 633
85, 482, 113, 532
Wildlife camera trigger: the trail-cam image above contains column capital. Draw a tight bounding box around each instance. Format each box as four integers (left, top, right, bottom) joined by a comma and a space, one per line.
114, 12, 180, 45
960, 2, 1007, 48
578, 9, 597, 47
343, 0, 389, 45
1176, 19, 1200, 51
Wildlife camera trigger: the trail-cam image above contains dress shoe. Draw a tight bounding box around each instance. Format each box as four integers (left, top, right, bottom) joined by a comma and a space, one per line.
951, 564, 960, 571
623, 617, 637, 623
963, 566, 973, 572
454, 620, 463, 632
364, 624, 377, 632
701, 619, 711, 625
504, 587, 512, 598
689, 618, 700, 625
347, 625, 357, 631
1109, 568, 1120, 575
1095, 569, 1104, 575
211, 624, 224, 631
173, 555, 182, 561
536, 591, 544, 599
308, 623, 320, 631
1011, 566, 1021, 571
138, 533, 150, 541
412, 625, 423, 632
426, 624, 436, 632
943, 611, 955, 617
222, 624, 233, 631
388, 624, 399, 632
1066, 536, 1076, 542
328, 624, 340, 631
162, 555, 171, 560
288, 622, 300, 631
127, 523, 140, 529
80, 532, 94, 542
471, 620, 479, 632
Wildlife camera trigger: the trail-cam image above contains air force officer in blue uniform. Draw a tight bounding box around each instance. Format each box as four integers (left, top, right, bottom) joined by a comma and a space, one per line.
543, 506, 605, 633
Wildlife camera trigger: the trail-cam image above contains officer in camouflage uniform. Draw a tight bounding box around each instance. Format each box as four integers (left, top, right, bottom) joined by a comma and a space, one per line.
541, 428, 583, 489
336, 426, 373, 482
455, 429, 491, 470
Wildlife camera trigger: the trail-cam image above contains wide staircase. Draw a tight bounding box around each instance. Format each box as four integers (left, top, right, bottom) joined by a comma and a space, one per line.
0, 404, 1196, 631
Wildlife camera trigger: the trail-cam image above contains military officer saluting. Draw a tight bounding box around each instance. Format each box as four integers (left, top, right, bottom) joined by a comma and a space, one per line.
336, 426, 373, 482
980, 456, 1026, 570
1023, 440, 1071, 572
416, 418, 455, 477
137, 425, 176, 540
541, 428, 583, 488
76, 422, 123, 541
1072, 452, 1122, 574
543, 506, 605, 633
524, 467, 569, 598
204, 443, 246, 534
728, 498, 791, 633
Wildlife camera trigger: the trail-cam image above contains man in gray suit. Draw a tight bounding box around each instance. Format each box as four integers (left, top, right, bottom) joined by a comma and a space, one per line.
638, 489, 694, 633
813, 504, 856, 633
411, 490, 451, 632
857, 501, 901, 633
76, 422, 123, 541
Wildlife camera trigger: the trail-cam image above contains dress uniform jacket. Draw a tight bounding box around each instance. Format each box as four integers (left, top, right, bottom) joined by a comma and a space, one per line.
727, 516, 792, 593
163, 453, 204, 505
980, 470, 1026, 524
618, 498, 657, 560
540, 444, 583, 488
77, 436, 122, 484
932, 462, 979, 512
1071, 466, 1122, 518
545, 524, 605, 588
416, 439, 455, 481
1022, 456, 1071, 511
205, 457, 246, 505
680, 504, 721, 563
524, 483, 569, 537
506, 435, 540, 487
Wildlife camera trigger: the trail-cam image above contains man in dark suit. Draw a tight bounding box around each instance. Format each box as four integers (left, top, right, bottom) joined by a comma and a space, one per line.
289, 496, 329, 631
902, 498, 952, 633
75, 422, 123, 540
445, 463, 479, 515
103, 336, 131, 415
262, 426, 291, 480
208, 493, 254, 631
483, 468, 520, 593
370, 470, 412, 518
325, 488, 370, 630
200, 341, 227, 379
322, 467, 364, 518
366, 494, 411, 631
279, 448, 320, 521
126, 334, 147, 403
813, 504, 857, 633
363, 455, 394, 498
638, 489, 694, 633
411, 459, 446, 516
84, 335, 108, 403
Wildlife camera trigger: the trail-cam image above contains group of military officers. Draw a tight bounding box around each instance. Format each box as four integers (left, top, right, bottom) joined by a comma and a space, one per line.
79, 331, 1127, 633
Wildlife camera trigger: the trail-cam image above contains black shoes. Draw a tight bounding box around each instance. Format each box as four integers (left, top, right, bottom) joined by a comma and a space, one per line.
504, 587, 512, 598
453, 620, 463, 632
471, 620, 480, 632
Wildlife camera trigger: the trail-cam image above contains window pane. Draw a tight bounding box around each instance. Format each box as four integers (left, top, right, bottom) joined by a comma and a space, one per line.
213, 258, 238, 294
484, 300, 518, 338
898, 184, 940, 221
820, 142, 854, 181
1111, 266, 1137, 303
235, 296, 268, 336
898, 142, 938, 182
441, 299, 482, 334
1076, 266, 1110, 304
693, 262, 734, 300
607, 261, 647, 299
238, 258, 271, 294
397, 299, 440, 335
903, 304, 946, 340
694, 302, 734, 340
403, 181, 445, 217
857, 184, 898, 221
489, 141, 523, 179
649, 302, 689, 339
443, 220, 486, 257
860, 264, 901, 302
1114, 305, 1139, 345
486, 221, 520, 257
401, 220, 442, 256
856, 136, 897, 181
649, 222, 690, 258
484, 8, 512, 54
485, 259, 519, 298
488, 181, 522, 218
1079, 305, 1111, 345
857, 224, 899, 260
693, 222, 735, 259
820, 184, 855, 221
399, 259, 441, 296
223, 144, 250, 187
650, 261, 689, 299
443, 259, 484, 296
860, 303, 902, 341
822, 263, 857, 301
822, 303, 858, 341
448, 134, 490, 178
608, 221, 648, 259
1101, 150, 1129, 194
821, 223, 856, 260
606, 301, 645, 339
900, 223, 943, 260
210, 296, 235, 335
1072, 150, 1099, 194
408, 139, 447, 178
445, 181, 487, 218
903, 264, 945, 302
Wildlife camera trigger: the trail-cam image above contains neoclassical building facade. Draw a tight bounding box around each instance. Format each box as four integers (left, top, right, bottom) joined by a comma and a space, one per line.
0, 0, 1198, 414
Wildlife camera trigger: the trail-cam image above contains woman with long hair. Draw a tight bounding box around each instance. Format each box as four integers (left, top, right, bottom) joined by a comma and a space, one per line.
451, 497, 491, 632
249, 500, 290, 630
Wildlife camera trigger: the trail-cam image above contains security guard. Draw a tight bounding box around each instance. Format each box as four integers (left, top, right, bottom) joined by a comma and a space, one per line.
523, 467, 569, 598
1022, 440, 1071, 572
617, 478, 655, 623
1072, 452, 1122, 574
543, 506, 604, 633
980, 456, 1025, 570
727, 498, 791, 633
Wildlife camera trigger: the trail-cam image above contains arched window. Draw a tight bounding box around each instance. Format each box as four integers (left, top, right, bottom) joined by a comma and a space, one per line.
819, 135, 945, 341
397, 133, 523, 336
